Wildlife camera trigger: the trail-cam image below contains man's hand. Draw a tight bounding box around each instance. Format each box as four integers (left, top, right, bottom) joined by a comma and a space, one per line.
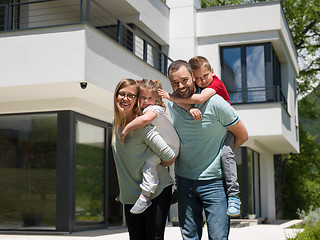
189, 108, 202, 120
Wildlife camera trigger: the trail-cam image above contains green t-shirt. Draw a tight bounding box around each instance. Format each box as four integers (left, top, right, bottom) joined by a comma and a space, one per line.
111, 125, 175, 204
169, 94, 239, 180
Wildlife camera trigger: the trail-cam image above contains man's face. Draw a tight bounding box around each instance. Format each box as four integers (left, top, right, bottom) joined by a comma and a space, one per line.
169, 66, 196, 98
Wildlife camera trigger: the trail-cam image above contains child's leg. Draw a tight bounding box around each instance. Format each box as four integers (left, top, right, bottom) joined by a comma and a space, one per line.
140, 154, 161, 194
221, 131, 241, 217
168, 145, 179, 205
130, 155, 161, 214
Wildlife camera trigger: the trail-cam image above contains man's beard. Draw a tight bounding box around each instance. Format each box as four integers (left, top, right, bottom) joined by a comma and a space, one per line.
176, 86, 195, 99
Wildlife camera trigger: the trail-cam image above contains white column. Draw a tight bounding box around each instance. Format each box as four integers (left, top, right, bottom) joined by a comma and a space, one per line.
259, 151, 276, 221
167, 0, 200, 60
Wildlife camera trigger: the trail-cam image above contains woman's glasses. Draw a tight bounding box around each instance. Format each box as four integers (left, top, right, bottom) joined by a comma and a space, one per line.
118, 92, 137, 101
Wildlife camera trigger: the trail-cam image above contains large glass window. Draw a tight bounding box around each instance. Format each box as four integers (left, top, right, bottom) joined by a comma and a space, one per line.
235, 147, 261, 218
0, 114, 57, 230
221, 43, 284, 106
0, 112, 122, 232
75, 121, 105, 225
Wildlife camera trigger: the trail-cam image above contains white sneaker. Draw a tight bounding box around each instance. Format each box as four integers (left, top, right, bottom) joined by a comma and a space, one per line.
130, 198, 152, 214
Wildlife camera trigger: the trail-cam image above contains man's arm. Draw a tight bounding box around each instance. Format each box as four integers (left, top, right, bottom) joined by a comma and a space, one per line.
227, 120, 248, 149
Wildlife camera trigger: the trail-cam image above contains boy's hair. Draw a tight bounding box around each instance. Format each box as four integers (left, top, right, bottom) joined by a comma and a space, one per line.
188, 56, 211, 71
138, 79, 166, 111
168, 60, 193, 78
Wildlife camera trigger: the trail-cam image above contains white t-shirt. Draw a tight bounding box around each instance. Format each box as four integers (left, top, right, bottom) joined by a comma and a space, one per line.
143, 105, 180, 155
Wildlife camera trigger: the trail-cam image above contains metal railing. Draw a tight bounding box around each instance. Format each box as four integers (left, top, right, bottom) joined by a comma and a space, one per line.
228, 85, 288, 110
0, 0, 172, 75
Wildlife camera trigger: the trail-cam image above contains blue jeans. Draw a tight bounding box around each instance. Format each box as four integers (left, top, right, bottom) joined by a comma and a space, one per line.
177, 176, 230, 240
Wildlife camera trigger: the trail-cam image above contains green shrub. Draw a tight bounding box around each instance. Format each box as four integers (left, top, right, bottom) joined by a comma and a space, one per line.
298, 207, 320, 226
286, 221, 320, 240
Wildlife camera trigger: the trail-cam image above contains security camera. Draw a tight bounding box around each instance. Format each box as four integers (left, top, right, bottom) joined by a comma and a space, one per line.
80, 81, 88, 89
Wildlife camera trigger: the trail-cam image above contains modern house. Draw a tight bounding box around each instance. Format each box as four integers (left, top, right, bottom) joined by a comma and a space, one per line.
0, 0, 299, 233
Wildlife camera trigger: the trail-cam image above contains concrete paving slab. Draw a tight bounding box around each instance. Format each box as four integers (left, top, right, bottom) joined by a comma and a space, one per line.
0, 220, 303, 240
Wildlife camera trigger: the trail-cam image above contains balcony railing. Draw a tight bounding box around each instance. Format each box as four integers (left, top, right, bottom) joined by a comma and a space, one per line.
0, 0, 172, 75
229, 85, 288, 110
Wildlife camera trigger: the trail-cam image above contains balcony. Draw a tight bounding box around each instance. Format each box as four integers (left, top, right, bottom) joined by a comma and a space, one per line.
0, 0, 172, 75
229, 85, 288, 111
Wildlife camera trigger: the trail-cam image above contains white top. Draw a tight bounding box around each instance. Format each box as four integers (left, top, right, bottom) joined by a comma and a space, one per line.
143, 105, 180, 154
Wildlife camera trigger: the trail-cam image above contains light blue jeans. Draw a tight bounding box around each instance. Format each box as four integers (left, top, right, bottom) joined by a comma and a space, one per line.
177, 176, 230, 240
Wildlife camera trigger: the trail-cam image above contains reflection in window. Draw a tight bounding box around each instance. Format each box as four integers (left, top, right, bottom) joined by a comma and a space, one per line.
0, 114, 57, 229
246, 46, 266, 102
223, 47, 242, 103
75, 121, 105, 225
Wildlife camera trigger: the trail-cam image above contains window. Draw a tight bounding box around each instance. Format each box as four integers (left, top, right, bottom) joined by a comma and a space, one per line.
0, 113, 57, 230
0, 111, 122, 232
221, 43, 284, 107
235, 147, 261, 218
75, 121, 105, 226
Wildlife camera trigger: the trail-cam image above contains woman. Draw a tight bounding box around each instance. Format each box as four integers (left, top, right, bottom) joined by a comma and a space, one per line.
112, 78, 175, 240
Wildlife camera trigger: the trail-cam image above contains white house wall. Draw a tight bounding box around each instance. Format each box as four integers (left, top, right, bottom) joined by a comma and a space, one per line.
0, 24, 171, 123
84, 25, 171, 92
0, 26, 85, 87
126, 0, 170, 45
167, 0, 200, 59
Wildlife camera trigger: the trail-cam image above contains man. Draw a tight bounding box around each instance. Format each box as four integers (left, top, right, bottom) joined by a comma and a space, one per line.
167, 60, 248, 240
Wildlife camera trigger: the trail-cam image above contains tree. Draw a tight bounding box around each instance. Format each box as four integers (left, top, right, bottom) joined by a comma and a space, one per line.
281, 0, 320, 96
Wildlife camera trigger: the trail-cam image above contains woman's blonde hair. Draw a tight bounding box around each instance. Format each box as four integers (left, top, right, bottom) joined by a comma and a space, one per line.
138, 79, 166, 111
113, 78, 141, 139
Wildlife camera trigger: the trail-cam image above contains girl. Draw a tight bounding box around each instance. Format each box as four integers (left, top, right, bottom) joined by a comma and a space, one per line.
121, 79, 180, 214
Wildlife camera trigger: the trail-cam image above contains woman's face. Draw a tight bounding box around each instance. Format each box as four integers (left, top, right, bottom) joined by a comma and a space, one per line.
117, 85, 138, 114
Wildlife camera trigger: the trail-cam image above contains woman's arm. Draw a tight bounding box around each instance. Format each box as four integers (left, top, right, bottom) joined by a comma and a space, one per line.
159, 88, 216, 104
121, 110, 157, 143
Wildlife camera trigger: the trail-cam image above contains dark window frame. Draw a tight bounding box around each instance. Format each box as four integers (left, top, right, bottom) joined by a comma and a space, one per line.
57, 111, 112, 232
236, 147, 261, 218
220, 43, 284, 107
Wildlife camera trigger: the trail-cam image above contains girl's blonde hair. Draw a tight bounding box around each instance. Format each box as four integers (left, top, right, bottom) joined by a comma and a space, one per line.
138, 79, 166, 111
113, 78, 141, 139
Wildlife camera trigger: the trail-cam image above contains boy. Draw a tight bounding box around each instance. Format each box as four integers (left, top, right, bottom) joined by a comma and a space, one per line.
159, 56, 241, 217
